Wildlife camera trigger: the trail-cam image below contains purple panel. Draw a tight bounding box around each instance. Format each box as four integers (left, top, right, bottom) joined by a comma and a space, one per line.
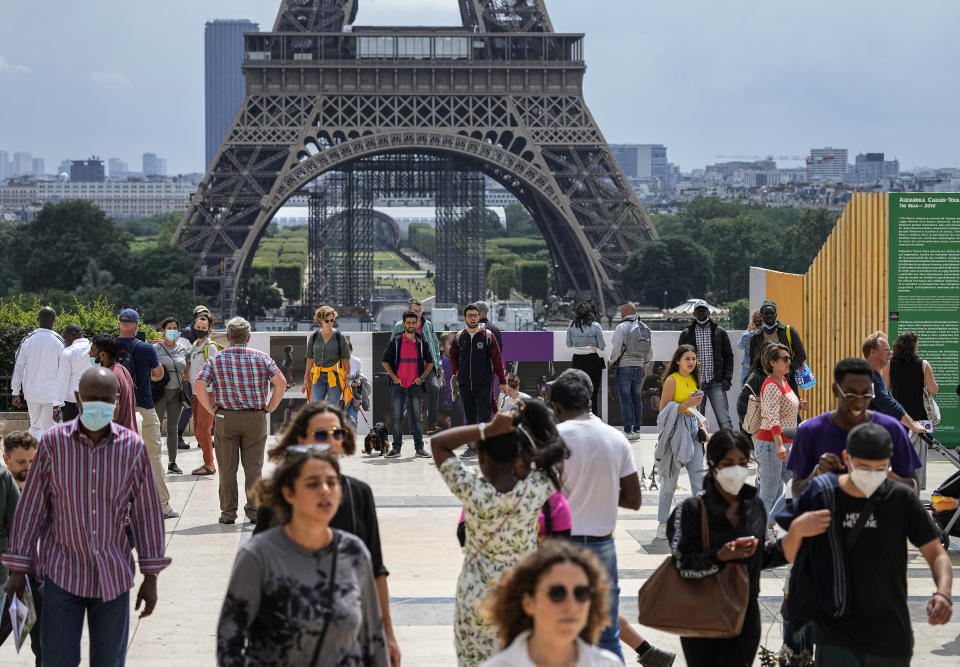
501, 331, 555, 362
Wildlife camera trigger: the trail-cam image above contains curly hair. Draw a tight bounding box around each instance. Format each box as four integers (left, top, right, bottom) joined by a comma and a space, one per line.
90, 333, 120, 362
890, 332, 919, 363
2, 430, 38, 454
570, 300, 597, 329
268, 401, 356, 461
483, 539, 610, 648
661, 344, 700, 387
314, 305, 338, 325
257, 450, 341, 524
478, 398, 568, 490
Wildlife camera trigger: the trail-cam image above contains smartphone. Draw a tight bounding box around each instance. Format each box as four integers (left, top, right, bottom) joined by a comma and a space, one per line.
691, 390, 704, 397
734, 536, 757, 547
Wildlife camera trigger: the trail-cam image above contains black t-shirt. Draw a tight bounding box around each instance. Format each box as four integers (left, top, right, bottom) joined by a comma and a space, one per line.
815, 482, 940, 656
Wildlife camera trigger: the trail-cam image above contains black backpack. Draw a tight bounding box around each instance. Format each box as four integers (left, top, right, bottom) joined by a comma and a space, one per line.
118, 339, 153, 404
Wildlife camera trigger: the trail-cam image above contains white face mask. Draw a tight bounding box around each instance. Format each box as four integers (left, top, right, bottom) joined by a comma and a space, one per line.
715, 465, 749, 496
849, 468, 887, 498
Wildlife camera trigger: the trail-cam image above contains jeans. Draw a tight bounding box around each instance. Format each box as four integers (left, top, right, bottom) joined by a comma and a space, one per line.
755, 439, 792, 524
154, 386, 183, 463
312, 375, 343, 406
391, 384, 425, 452
425, 371, 441, 427
346, 400, 359, 430
573, 538, 625, 662
460, 383, 492, 425
702, 380, 733, 430
616, 365, 645, 432
42, 578, 129, 667
657, 415, 706, 523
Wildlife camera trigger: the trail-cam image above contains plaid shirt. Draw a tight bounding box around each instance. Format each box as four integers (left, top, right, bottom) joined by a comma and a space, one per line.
197, 344, 281, 410
694, 324, 715, 384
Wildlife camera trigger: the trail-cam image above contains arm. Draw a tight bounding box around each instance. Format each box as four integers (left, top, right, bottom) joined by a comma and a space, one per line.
302, 358, 315, 393
216, 550, 262, 667
10, 339, 26, 402
923, 360, 939, 394
266, 371, 286, 413
788, 327, 807, 371
594, 323, 605, 351
565, 327, 574, 348
54, 348, 71, 406
618, 472, 641, 510
720, 328, 734, 388
666, 500, 722, 577
375, 576, 400, 667
431, 411, 514, 468
781, 509, 832, 563
658, 376, 676, 414
359, 555, 390, 667
149, 346, 165, 382
449, 337, 460, 376
872, 372, 908, 421
129, 444, 171, 617
1, 446, 49, 583
919, 539, 953, 625
194, 379, 214, 413
608, 324, 625, 369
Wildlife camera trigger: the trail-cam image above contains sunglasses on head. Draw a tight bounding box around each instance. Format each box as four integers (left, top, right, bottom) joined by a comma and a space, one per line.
285, 443, 331, 456
546, 584, 592, 604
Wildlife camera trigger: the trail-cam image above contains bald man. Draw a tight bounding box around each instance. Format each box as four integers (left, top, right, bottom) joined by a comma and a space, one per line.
3, 367, 171, 666
11, 307, 64, 440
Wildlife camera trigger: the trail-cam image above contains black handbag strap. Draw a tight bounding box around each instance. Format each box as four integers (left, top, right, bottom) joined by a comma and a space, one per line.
697, 496, 710, 552
845, 495, 879, 550
310, 531, 341, 664
158, 344, 183, 389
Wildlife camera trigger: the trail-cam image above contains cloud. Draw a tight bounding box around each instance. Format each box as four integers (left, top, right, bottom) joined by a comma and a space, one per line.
87, 69, 132, 88
0, 54, 29, 73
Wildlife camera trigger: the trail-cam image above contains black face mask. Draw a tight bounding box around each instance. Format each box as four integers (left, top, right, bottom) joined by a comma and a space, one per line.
194, 328, 209, 339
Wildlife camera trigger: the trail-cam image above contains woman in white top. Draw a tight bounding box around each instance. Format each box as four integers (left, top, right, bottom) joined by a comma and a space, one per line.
480, 539, 621, 667
498, 374, 532, 411
565, 301, 606, 416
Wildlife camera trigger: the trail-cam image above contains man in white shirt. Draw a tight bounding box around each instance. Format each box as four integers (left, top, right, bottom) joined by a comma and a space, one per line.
54, 324, 91, 422
11, 307, 64, 440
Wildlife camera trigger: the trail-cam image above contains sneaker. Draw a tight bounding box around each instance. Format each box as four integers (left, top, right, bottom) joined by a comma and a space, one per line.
426, 424, 442, 434
415, 449, 430, 458
460, 446, 478, 459
163, 507, 180, 519
628, 430, 642, 441
177, 439, 190, 450
638, 644, 676, 667
168, 462, 183, 474
218, 517, 235, 525
656, 522, 667, 540
385, 449, 401, 458
766, 525, 779, 545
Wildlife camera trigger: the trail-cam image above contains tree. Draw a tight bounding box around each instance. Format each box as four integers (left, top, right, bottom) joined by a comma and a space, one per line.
516, 260, 551, 301
724, 298, 750, 329
487, 263, 516, 299
700, 216, 777, 303
621, 236, 712, 306
245, 275, 283, 318
505, 202, 538, 237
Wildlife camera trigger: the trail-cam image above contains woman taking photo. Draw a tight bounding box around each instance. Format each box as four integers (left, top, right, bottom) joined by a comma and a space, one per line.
756, 343, 805, 538
886, 331, 939, 489
655, 344, 707, 540
303, 306, 351, 406
217, 449, 388, 666
253, 402, 402, 667
153, 316, 190, 474
431, 400, 569, 666
566, 301, 606, 415
667, 429, 826, 666
480, 539, 621, 666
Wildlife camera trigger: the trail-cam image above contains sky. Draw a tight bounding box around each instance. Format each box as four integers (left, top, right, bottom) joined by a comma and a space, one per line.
1, 0, 958, 174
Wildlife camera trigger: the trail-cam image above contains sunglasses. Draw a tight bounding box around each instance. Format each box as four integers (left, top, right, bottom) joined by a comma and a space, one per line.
546, 584, 592, 604
834, 384, 875, 401
324, 319, 335, 323
311, 428, 347, 443
777, 355, 792, 362
286, 443, 332, 455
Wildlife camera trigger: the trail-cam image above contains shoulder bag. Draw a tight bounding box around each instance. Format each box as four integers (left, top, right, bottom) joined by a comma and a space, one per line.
636, 497, 750, 638
309, 531, 341, 664
742, 384, 762, 435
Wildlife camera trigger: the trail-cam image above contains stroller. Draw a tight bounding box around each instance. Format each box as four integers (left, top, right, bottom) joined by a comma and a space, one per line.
921, 432, 960, 550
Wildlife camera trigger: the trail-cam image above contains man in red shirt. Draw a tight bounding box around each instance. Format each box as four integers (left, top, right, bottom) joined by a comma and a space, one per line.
382, 311, 435, 459
88, 334, 138, 433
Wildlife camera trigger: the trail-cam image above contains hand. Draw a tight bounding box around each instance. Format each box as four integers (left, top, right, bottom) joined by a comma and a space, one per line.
722, 380, 732, 392
207, 405, 219, 416
135, 574, 158, 618
927, 593, 952, 625
486, 410, 517, 438
53, 406, 61, 423
301, 379, 310, 394
3, 572, 26, 598
798, 399, 808, 411
685, 393, 704, 408
787, 509, 831, 538
386, 631, 402, 667
718, 537, 758, 561
11, 396, 21, 408
816, 452, 845, 475
908, 419, 926, 435
777, 446, 788, 462
414, 377, 423, 386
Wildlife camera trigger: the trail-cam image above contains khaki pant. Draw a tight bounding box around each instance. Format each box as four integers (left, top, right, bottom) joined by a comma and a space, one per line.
136, 406, 170, 512
214, 410, 267, 522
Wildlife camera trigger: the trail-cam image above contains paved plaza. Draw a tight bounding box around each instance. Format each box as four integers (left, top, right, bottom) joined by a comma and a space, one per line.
1, 433, 958, 666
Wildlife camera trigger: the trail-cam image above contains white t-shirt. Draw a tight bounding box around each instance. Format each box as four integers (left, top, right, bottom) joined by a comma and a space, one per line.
481, 630, 621, 667
557, 414, 638, 536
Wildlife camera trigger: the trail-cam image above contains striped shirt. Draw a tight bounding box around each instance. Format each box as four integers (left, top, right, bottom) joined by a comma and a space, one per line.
197, 344, 282, 411
1, 420, 171, 601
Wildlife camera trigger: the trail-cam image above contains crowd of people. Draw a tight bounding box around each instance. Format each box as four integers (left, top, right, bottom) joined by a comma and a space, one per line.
0, 296, 955, 666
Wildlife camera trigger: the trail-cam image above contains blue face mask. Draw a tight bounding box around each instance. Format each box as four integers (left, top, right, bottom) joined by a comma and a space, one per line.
165, 330, 180, 342
79, 401, 116, 431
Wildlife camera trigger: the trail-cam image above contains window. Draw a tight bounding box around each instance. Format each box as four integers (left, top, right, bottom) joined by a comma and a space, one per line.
358, 36, 394, 59
397, 36, 431, 59
434, 37, 468, 59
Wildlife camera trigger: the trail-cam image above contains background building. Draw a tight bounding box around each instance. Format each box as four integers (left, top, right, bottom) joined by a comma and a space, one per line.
0, 179, 196, 218
70, 158, 106, 183
205, 19, 259, 170
143, 152, 167, 177
31, 158, 45, 176
0, 151, 9, 180
12, 152, 32, 177
611, 144, 669, 181
807, 147, 848, 183
108, 157, 129, 179
855, 152, 899, 184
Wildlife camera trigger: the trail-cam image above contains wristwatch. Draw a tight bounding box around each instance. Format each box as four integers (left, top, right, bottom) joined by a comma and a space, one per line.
477, 422, 486, 441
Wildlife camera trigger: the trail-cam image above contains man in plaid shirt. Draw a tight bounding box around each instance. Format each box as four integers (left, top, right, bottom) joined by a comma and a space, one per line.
195, 317, 286, 524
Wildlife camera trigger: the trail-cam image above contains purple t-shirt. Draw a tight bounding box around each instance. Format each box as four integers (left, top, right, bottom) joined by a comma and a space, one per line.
786, 411, 922, 478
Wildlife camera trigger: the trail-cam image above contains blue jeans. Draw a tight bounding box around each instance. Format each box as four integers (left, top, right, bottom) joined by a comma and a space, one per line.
616, 366, 645, 432
312, 375, 343, 406
42, 578, 129, 666
702, 380, 733, 430
390, 383, 425, 451
755, 439, 792, 524
575, 538, 625, 663
657, 415, 706, 522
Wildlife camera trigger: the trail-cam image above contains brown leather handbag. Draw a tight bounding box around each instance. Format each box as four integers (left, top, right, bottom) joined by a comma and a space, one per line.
636, 497, 750, 638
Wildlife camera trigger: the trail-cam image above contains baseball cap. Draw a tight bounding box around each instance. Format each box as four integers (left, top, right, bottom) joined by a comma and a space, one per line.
693, 299, 709, 310
846, 422, 893, 460
473, 300, 489, 313
118, 308, 140, 323
193, 304, 210, 317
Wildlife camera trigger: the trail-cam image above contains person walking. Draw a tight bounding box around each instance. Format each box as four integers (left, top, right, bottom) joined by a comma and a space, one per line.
185, 315, 219, 476
667, 429, 820, 667
382, 310, 435, 459
566, 300, 606, 417
755, 343, 805, 539
678, 300, 734, 429
88, 334, 138, 432
53, 324, 90, 423
450, 303, 507, 458
217, 450, 388, 666
480, 540, 622, 667
195, 317, 286, 524
778, 422, 952, 665
431, 401, 568, 666
862, 331, 926, 436
655, 344, 707, 540
393, 298, 443, 433
476, 301, 505, 414
608, 301, 652, 440
886, 331, 939, 489
749, 301, 807, 393
737, 309, 762, 386
153, 317, 191, 475
2, 366, 171, 666
1, 431, 37, 492
346, 342, 363, 429
175, 305, 212, 449
117, 307, 177, 518
302, 306, 351, 406
11, 306, 64, 440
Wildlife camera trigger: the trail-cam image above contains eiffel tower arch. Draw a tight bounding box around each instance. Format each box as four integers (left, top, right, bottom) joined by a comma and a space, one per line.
173, 0, 657, 319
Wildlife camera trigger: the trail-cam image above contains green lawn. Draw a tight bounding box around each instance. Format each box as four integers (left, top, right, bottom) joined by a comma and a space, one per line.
373, 251, 417, 272
376, 276, 435, 301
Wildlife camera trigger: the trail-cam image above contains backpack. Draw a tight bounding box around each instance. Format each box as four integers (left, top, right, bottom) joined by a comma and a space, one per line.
118, 339, 148, 403
615, 318, 652, 366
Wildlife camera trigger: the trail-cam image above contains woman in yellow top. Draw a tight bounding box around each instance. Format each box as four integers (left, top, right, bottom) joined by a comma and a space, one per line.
655, 344, 708, 539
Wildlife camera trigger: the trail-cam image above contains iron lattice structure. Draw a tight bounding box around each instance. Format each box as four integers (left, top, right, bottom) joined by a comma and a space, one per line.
173, 0, 656, 319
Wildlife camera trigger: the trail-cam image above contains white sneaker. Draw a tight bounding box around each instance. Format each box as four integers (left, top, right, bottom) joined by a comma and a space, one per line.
656, 522, 667, 540
628, 430, 641, 441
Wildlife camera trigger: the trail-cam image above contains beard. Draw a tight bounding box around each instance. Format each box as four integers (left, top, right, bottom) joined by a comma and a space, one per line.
12, 469, 28, 483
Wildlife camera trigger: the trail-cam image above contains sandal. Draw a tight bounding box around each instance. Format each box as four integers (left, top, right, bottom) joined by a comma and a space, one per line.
192, 465, 216, 476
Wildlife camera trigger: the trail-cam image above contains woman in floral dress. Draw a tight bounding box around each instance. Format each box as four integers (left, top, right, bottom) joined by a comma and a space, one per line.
431, 400, 568, 666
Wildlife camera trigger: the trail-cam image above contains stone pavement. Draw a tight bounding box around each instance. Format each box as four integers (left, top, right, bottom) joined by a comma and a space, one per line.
2, 434, 958, 665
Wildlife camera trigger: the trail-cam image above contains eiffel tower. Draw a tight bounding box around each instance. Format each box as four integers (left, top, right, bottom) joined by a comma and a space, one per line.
173, 0, 656, 319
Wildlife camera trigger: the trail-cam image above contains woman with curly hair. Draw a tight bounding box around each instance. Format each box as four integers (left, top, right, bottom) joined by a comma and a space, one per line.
480, 539, 620, 666
431, 399, 570, 666
302, 305, 351, 406
566, 300, 606, 415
